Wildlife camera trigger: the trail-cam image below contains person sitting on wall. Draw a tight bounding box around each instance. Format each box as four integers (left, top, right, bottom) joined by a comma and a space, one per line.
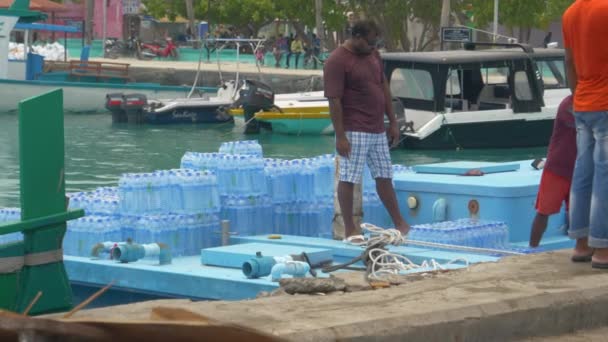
529, 95, 576, 249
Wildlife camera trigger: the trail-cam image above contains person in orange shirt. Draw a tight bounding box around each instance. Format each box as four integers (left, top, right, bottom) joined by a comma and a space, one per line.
562, 0, 608, 268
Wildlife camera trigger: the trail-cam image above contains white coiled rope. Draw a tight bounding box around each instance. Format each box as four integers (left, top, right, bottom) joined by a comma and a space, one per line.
345, 223, 470, 281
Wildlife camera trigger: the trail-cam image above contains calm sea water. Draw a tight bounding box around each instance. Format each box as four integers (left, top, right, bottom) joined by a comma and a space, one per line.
0, 112, 547, 208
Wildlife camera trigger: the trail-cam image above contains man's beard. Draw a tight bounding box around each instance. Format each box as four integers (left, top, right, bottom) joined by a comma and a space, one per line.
354, 46, 373, 55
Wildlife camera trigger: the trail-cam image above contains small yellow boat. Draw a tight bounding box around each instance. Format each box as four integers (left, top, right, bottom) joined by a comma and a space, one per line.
229, 101, 332, 135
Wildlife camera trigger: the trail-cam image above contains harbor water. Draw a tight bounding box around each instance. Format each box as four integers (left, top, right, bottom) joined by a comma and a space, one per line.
0, 112, 547, 208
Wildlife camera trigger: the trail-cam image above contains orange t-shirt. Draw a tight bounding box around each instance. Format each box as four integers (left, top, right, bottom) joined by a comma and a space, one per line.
562, 0, 608, 112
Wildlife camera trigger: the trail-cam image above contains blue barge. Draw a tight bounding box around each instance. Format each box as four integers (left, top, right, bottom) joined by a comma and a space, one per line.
62, 159, 573, 303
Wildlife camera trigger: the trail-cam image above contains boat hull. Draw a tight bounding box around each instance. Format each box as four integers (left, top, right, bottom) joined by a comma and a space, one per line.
402, 118, 554, 150
255, 113, 333, 135
145, 105, 234, 124
0, 78, 215, 113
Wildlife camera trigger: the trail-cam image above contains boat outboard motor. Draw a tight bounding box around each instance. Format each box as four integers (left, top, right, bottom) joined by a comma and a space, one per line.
236, 79, 275, 134
106, 93, 127, 123
121, 94, 147, 124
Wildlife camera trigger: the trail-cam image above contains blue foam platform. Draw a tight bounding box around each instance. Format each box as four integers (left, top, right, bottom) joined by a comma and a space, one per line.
230, 235, 501, 265
201, 243, 333, 269
65, 255, 279, 301
412, 161, 520, 175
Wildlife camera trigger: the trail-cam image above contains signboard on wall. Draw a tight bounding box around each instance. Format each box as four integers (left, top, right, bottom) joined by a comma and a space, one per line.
441, 27, 472, 43
123, 0, 141, 15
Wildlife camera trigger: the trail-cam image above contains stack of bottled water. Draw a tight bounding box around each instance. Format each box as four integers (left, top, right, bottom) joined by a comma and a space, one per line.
220, 195, 273, 236
115, 168, 221, 256
219, 140, 263, 157
178, 170, 221, 213
265, 155, 335, 237
273, 201, 333, 237
408, 219, 509, 249
68, 187, 120, 215
117, 169, 220, 214
127, 213, 220, 257
265, 159, 297, 203
216, 154, 267, 196
0, 208, 23, 244
64, 215, 122, 257
313, 154, 335, 201
6, 140, 426, 258
180, 152, 223, 172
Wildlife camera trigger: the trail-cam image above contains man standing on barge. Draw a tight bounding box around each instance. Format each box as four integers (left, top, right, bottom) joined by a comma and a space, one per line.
324, 20, 410, 238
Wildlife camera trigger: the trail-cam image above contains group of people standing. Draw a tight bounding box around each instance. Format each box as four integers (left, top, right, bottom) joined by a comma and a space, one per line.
266, 33, 321, 69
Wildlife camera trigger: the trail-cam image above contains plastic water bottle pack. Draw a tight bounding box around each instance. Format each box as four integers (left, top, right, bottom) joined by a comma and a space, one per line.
272, 201, 333, 237
312, 154, 335, 201
180, 152, 224, 172
0, 208, 23, 245
129, 212, 220, 257
68, 188, 120, 216
118, 169, 221, 215
408, 219, 509, 249
64, 215, 122, 257
179, 170, 221, 213
264, 160, 296, 203
221, 195, 273, 236
216, 154, 267, 196
218, 140, 263, 157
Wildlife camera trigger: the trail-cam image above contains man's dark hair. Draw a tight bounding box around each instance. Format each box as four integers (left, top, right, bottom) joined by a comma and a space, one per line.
351, 20, 380, 38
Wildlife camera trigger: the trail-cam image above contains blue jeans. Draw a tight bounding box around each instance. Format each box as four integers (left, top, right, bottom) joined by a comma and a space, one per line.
569, 111, 608, 248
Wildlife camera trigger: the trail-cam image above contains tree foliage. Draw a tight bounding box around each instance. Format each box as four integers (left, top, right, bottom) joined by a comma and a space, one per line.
347, 0, 444, 51
139, 0, 575, 50
464, 0, 574, 42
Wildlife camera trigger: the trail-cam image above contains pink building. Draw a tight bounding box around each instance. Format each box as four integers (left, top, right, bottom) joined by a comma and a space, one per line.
55, 0, 142, 40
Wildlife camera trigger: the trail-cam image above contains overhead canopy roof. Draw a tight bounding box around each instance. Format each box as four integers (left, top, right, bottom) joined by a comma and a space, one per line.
0, 0, 56, 23
382, 48, 565, 65
0, 0, 68, 12
14, 22, 80, 32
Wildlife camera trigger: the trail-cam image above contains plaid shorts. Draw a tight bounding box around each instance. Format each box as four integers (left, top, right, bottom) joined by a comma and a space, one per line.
338, 131, 393, 184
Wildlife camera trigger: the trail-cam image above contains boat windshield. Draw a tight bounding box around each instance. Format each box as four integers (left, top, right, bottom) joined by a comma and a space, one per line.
536, 59, 566, 89
390, 68, 434, 101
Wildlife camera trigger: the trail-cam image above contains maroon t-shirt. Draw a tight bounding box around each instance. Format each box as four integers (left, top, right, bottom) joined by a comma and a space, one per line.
545, 95, 576, 180
323, 46, 386, 133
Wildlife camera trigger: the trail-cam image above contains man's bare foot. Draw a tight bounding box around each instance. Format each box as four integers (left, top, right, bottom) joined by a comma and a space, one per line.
591, 248, 608, 264
572, 237, 594, 262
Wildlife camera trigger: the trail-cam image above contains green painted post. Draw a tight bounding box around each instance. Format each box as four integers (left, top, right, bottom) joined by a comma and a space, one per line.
0, 89, 84, 315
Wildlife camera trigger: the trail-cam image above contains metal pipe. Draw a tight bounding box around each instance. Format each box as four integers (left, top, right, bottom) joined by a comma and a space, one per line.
102, 0, 107, 57
405, 239, 525, 256
493, 0, 499, 42
221, 219, 230, 246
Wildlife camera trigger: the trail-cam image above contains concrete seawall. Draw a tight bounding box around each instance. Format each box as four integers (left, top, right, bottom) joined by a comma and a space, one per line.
65, 250, 608, 341
90, 58, 325, 93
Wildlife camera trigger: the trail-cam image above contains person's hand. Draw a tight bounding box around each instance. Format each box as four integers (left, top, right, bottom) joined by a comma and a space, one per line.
336, 136, 351, 158
388, 122, 401, 148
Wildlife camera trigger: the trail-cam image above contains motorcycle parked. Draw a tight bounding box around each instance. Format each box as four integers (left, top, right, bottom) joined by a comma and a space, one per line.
139, 38, 179, 60
104, 37, 142, 59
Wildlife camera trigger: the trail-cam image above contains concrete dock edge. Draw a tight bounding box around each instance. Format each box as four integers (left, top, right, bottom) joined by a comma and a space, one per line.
65, 250, 608, 341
